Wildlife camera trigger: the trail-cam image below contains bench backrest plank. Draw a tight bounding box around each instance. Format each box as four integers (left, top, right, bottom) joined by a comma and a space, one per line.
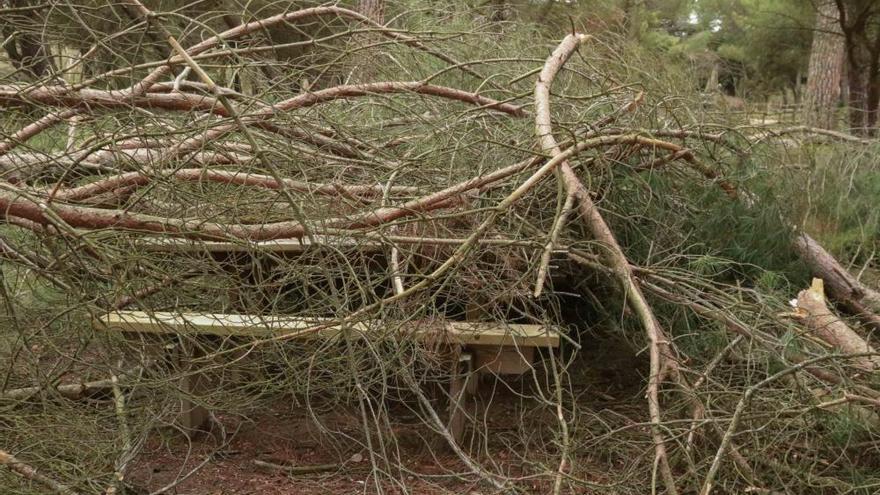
95, 311, 560, 348
139, 235, 384, 254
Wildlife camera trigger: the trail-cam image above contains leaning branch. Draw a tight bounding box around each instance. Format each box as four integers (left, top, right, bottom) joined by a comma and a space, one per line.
535, 33, 679, 495
0, 450, 79, 495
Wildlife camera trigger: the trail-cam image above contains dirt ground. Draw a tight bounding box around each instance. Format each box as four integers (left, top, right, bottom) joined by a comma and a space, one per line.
126, 338, 645, 495
127, 386, 548, 494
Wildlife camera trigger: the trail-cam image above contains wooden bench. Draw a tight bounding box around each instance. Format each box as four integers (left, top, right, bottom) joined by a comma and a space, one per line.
94, 311, 560, 443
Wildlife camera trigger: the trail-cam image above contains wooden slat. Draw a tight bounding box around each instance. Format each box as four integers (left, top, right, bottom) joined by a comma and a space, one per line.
134, 235, 549, 254
139, 235, 384, 254
95, 311, 560, 348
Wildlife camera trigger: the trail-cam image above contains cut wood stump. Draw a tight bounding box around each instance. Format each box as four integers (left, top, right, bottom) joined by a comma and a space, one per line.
796, 278, 879, 372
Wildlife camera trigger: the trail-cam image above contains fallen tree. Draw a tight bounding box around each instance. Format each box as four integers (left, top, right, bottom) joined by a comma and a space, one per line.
0, 3, 878, 495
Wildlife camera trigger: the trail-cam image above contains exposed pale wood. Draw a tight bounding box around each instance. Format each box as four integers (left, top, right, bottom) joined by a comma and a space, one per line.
796, 278, 879, 372
793, 233, 880, 319
95, 311, 560, 348
175, 341, 211, 433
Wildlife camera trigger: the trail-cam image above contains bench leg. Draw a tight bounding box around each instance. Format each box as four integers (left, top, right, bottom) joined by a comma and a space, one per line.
175, 340, 210, 434
447, 351, 474, 444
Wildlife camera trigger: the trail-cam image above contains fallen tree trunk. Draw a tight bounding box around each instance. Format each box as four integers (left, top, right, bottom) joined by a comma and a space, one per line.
793, 234, 880, 318
795, 278, 880, 372
0, 134, 658, 239
0, 149, 251, 181
0, 85, 224, 114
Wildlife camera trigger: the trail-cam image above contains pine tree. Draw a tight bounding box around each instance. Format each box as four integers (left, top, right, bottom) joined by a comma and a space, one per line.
802, 0, 845, 129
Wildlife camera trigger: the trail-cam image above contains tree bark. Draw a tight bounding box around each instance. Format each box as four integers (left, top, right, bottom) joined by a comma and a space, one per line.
845, 56, 868, 131
836, 1, 880, 134
2, 0, 56, 80
0, 20, 24, 71
864, 30, 880, 130
803, 0, 845, 129
849, 27, 880, 132
351, 0, 386, 81
357, 0, 385, 24
15, 38, 49, 77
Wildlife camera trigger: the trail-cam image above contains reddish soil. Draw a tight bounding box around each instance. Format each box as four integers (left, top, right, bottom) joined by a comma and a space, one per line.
125, 339, 644, 494
127, 386, 568, 494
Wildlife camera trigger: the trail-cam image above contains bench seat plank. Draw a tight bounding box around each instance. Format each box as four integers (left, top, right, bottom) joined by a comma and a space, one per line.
95, 311, 560, 348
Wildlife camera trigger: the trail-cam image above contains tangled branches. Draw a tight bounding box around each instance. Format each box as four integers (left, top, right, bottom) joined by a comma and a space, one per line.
0, 2, 879, 494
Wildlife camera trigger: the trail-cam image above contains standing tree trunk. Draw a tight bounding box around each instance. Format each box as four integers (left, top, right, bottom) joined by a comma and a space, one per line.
704, 62, 720, 93
843, 35, 880, 134
0, 21, 24, 71
358, 0, 386, 25
1, 0, 56, 80
17, 32, 53, 78
863, 33, 880, 131
836, 1, 880, 134
846, 48, 868, 131
803, 0, 845, 129
350, 0, 386, 82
